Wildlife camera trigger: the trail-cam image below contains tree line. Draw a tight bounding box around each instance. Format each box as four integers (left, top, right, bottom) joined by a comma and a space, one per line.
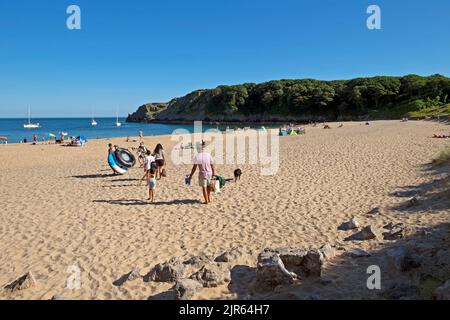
200, 74, 450, 119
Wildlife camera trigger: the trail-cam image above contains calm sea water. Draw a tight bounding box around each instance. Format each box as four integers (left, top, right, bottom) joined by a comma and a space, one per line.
0, 118, 225, 143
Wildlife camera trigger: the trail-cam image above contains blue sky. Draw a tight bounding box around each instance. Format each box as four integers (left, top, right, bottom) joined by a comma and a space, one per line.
0, 0, 449, 118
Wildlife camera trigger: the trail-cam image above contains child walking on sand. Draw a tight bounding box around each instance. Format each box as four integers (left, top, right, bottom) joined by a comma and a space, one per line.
147, 167, 157, 202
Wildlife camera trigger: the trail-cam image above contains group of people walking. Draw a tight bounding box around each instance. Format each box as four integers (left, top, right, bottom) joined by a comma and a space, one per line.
137, 142, 166, 202
109, 134, 217, 205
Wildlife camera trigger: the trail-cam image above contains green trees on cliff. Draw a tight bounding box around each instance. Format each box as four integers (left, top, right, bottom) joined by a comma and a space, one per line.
202, 74, 450, 118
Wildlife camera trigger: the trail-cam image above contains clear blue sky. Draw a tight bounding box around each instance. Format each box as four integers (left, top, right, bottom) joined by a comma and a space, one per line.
0, 0, 449, 118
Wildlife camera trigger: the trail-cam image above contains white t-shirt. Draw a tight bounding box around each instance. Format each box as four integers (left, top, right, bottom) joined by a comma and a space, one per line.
145, 155, 156, 170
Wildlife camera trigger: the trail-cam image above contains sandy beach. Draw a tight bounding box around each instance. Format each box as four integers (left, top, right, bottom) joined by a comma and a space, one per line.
0, 120, 449, 300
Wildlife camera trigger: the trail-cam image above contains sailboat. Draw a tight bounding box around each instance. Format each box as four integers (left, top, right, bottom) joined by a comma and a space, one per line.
24, 105, 40, 129
91, 110, 98, 126
115, 107, 121, 127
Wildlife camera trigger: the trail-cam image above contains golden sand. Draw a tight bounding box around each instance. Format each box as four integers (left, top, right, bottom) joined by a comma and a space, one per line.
0, 120, 449, 300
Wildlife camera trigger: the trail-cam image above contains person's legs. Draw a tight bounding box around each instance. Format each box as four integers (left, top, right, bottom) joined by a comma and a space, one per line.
201, 187, 209, 204
156, 165, 161, 180
149, 189, 154, 202
206, 186, 212, 203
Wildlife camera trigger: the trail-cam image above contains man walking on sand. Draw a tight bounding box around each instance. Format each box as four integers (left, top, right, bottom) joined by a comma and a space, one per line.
189, 141, 216, 204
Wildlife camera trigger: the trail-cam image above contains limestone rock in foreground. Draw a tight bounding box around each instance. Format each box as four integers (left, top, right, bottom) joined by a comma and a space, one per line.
346, 248, 371, 258
190, 263, 231, 288
147, 258, 185, 282
253, 250, 297, 292
344, 225, 378, 241
338, 217, 360, 231
183, 255, 213, 268
319, 243, 335, 260
382, 223, 406, 241
386, 246, 421, 272
127, 267, 142, 281
3, 271, 36, 292
366, 207, 381, 216
173, 279, 203, 300
253, 247, 325, 293
433, 280, 450, 300
215, 246, 244, 263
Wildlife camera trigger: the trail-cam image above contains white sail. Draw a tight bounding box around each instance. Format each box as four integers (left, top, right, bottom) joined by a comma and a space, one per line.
115, 107, 121, 127
24, 105, 40, 129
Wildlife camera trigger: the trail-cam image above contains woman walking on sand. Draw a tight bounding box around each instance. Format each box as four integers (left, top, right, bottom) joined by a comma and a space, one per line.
154, 143, 166, 180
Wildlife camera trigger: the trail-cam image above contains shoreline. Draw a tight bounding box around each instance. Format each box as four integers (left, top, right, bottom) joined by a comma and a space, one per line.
2, 118, 449, 146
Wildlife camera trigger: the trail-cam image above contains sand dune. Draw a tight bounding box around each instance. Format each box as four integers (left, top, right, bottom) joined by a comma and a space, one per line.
0, 120, 449, 300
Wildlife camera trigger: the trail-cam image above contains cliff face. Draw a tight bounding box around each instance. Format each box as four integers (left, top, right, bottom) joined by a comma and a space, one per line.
126, 103, 169, 123
126, 75, 450, 123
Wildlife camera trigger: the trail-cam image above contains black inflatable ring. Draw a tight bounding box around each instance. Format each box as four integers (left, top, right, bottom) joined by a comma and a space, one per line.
115, 148, 136, 168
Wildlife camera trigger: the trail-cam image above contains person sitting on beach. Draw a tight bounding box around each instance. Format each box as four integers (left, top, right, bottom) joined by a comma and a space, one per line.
188, 141, 216, 204
154, 143, 166, 180
323, 124, 331, 129
146, 167, 157, 202
141, 150, 156, 184
338, 124, 343, 128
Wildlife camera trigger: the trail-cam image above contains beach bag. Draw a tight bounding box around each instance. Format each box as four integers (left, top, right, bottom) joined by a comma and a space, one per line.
213, 180, 221, 193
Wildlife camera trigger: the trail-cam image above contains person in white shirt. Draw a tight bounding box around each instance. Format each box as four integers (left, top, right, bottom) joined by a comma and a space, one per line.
140, 150, 156, 184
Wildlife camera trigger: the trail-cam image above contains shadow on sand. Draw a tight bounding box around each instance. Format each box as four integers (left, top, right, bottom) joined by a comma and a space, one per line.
389, 162, 450, 214
71, 173, 115, 179
93, 199, 201, 206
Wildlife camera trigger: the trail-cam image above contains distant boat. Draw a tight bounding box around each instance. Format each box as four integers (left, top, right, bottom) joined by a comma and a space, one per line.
115, 107, 121, 127
91, 109, 98, 126
23, 105, 40, 129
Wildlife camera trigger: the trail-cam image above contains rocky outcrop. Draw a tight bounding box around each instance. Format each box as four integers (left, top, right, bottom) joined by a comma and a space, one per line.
215, 246, 244, 263
173, 279, 203, 300
3, 272, 36, 292
344, 225, 379, 241
253, 247, 324, 293
183, 255, 213, 268
338, 217, 360, 231
146, 258, 185, 283
253, 250, 297, 292
126, 103, 169, 123
386, 246, 422, 272
190, 263, 231, 288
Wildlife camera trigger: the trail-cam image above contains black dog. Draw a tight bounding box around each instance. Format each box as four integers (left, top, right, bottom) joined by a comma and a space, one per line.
234, 169, 242, 182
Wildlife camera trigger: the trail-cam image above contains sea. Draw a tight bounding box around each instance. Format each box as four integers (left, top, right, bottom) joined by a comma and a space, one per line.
0, 118, 262, 144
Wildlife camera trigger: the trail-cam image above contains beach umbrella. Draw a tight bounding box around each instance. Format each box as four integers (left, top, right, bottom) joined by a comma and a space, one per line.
0, 136, 8, 141
48, 133, 56, 138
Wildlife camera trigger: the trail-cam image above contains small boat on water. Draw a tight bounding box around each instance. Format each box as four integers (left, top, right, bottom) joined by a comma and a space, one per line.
23, 105, 40, 129
115, 107, 121, 127
91, 109, 98, 126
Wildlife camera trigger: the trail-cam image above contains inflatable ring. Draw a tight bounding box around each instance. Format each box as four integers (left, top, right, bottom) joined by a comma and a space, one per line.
108, 153, 128, 175
115, 148, 136, 168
